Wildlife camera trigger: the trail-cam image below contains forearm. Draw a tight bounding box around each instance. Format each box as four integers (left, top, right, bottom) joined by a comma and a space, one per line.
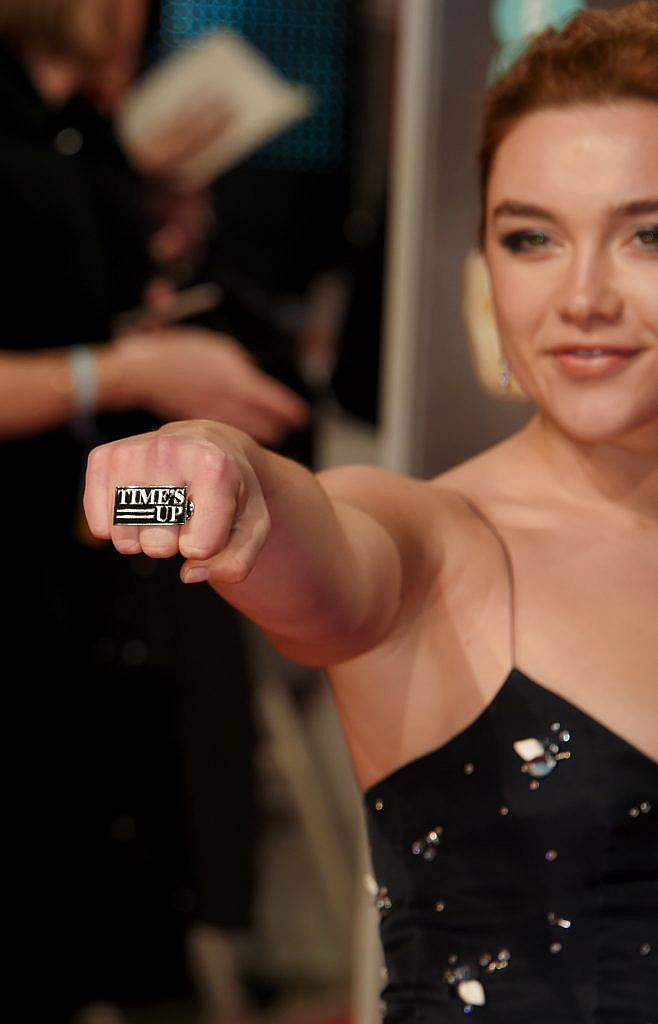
0, 345, 132, 440
204, 437, 402, 664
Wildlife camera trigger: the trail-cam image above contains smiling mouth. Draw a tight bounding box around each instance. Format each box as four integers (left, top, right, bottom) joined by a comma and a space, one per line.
549, 346, 642, 357
548, 346, 644, 379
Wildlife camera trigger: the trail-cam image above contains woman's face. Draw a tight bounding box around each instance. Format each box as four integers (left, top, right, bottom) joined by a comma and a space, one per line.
484, 100, 658, 446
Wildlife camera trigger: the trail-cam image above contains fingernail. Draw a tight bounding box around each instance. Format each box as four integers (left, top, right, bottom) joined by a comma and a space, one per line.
184, 567, 210, 584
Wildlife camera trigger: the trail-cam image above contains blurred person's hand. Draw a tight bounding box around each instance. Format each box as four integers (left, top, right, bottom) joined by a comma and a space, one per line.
148, 184, 215, 271
141, 275, 178, 320
113, 278, 222, 335
109, 327, 310, 446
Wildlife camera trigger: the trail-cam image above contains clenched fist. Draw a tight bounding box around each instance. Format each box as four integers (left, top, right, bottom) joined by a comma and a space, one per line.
83, 420, 271, 585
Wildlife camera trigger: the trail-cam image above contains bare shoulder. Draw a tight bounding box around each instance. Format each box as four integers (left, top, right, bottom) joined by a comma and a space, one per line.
317, 462, 438, 510
314, 432, 534, 565
316, 463, 451, 523
316, 463, 461, 571
427, 430, 547, 528
318, 462, 419, 490
317, 460, 460, 626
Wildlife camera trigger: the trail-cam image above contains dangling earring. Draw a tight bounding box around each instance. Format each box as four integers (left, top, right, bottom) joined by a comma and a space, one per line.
498, 353, 511, 393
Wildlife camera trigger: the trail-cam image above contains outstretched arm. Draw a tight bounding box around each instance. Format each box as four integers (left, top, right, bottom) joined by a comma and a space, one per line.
83, 419, 441, 666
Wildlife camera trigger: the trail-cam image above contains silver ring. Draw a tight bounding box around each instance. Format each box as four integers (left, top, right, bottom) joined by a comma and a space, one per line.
113, 485, 195, 526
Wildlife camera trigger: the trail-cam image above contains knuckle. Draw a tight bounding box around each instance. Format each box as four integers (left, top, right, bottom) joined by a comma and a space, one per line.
180, 540, 215, 560
223, 554, 251, 583
201, 448, 228, 475
114, 539, 141, 555
86, 517, 109, 540
260, 507, 271, 535
218, 494, 238, 518
110, 438, 144, 472
141, 544, 176, 558
86, 445, 105, 470
158, 419, 190, 434
169, 418, 212, 438
253, 519, 270, 552
152, 434, 180, 464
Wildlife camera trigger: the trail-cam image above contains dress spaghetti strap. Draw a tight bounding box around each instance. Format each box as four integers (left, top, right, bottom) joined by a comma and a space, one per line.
436, 487, 518, 668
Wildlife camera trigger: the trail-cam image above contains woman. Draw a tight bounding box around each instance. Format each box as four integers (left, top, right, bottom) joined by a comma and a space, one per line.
84, 3, 657, 1020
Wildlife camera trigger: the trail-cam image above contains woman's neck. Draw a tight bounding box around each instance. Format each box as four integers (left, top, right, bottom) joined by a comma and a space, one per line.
520, 412, 658, 524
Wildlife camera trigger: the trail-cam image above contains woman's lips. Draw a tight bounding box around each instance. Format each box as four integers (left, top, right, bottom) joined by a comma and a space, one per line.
549, 347, 643, 380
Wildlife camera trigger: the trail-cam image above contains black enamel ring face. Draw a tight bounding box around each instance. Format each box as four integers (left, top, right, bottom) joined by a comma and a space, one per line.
113, 485, 195, 526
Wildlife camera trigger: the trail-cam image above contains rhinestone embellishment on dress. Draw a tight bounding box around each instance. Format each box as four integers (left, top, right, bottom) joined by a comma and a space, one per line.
547, 911, 571, 929
411, 825, 444, 860
513, 723, 572, 788
363, 873, 392, 912
375, 886, 392, 911
443, 949, 511, 1012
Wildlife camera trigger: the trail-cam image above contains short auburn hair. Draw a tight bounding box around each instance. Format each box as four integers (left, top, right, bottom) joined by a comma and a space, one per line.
478, 0, 658, 247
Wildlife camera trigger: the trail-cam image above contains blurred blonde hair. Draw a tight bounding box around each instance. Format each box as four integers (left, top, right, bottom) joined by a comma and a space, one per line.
0, 0, 113, 66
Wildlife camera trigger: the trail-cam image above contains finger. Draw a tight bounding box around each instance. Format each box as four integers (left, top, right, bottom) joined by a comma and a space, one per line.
208, 393, 302, 446
235, 368, 311, 427
83, 441, 114, 539
202, 398, 291, 446
182, 463, 270, 585
177, 447, 243, 562
144, 277, 177, 315
108, 442, 152, 555
112, 525, 143, 555
138, 437, 193, 558
149, 224, 188, 265
126, 436, 191, 557
138, 517, 181, 558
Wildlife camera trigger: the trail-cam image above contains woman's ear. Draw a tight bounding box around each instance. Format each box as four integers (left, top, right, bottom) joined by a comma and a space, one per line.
461, 247, 526, 401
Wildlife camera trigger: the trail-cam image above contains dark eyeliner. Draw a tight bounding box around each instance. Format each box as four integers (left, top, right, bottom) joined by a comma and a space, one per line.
636, 224, 658, 249
499, 229, 549, 252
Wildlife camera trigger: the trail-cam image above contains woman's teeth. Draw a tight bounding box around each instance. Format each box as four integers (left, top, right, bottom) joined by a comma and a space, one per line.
566, 348, 628, 357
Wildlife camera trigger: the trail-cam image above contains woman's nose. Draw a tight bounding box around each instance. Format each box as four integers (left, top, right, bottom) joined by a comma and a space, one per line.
556, 252, 623, 328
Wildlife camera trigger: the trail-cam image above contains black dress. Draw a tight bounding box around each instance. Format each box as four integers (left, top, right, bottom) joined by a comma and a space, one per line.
363, 491, 657, 1023
0, 43, 256, 1017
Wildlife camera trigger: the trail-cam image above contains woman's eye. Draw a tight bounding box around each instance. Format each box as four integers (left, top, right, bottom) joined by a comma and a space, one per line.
635, 225, 658, 250
500, 230, 550, 252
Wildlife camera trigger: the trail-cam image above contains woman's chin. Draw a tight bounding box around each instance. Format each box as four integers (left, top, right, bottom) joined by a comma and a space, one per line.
543, 399, 658, 448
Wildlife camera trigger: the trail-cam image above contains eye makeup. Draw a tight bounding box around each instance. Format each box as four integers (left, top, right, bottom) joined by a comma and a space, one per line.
499, 229, 551, 253
635, 225, 658, 250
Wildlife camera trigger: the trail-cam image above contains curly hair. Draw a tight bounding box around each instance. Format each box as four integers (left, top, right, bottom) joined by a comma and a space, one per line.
478, 0, 658, 246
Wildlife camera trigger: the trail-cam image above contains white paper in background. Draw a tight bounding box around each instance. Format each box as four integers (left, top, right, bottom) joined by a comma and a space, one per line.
117, 30, 315, 189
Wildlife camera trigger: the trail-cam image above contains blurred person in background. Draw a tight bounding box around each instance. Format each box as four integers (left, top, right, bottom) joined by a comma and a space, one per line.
0, 1, 309, 1021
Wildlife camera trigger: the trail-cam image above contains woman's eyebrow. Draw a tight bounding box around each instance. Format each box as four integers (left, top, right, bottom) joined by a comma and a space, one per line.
493, 201, 556, 221
493, 198, 658, 220
615, 197, 658, 217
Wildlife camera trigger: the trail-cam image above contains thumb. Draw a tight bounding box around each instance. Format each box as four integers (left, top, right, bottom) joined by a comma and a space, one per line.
180, 559, 211, 584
